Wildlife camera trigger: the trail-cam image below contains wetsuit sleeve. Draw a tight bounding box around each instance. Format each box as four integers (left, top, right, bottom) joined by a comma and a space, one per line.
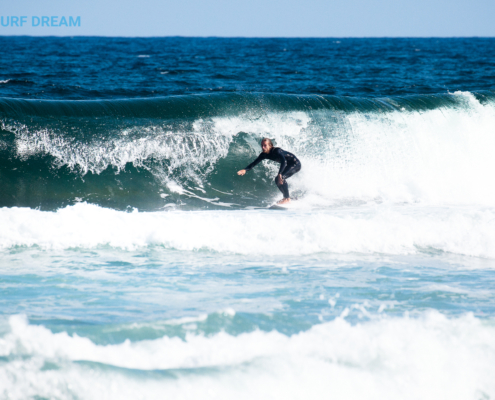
276, 148, 287, 175
244, 153, 266, 172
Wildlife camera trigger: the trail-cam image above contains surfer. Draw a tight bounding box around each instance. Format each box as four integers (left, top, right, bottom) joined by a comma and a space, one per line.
237, 138, 301, 205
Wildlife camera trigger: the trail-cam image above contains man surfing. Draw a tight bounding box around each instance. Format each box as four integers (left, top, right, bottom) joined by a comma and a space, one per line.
237, 138, 301, 205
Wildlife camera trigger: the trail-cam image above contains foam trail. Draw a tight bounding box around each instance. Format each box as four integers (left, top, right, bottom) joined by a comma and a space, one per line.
1, 312, 494, 400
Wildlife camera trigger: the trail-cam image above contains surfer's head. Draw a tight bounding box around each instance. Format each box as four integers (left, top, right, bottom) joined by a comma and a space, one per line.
261, 138, 274, 154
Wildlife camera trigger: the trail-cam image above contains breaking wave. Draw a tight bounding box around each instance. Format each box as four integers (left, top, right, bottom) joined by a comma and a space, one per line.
1, 90, 495, 210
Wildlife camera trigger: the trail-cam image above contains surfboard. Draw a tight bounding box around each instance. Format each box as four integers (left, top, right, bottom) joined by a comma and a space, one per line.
268, 199, 297, 210
268, 204, 289, 210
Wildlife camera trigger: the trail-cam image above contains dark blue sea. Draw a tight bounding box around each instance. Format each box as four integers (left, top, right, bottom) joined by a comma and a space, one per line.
1, 37, 495, 399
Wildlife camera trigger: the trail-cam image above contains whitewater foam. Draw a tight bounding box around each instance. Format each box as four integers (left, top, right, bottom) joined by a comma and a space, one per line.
1, 312, 494, 400
1, 203, 495, 258
289, 92, 495, 206
7, 119, 233, 183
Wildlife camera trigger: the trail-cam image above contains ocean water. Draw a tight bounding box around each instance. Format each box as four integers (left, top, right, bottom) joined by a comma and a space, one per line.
1, 37, 495, 399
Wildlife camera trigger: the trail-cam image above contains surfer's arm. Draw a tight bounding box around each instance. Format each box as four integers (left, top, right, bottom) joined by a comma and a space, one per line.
243, 153, 265, 172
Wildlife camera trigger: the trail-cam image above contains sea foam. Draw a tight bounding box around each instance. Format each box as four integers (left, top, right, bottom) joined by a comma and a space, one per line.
1, 203, 495, 258
1, 312, 494, 400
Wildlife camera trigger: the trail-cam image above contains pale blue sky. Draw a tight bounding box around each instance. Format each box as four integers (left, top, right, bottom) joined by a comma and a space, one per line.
1, 0, 494, 37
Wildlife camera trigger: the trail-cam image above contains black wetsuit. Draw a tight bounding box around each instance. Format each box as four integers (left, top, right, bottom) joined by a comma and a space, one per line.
244, 147, 301, 199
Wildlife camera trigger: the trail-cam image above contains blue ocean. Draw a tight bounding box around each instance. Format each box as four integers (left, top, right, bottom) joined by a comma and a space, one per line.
1, 37, 495, 399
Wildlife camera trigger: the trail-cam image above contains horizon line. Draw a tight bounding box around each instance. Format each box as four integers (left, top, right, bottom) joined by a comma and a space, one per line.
1, 35, 495, 39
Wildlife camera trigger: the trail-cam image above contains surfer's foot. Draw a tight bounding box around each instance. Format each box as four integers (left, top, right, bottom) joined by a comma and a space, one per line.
277, 198, 291, 205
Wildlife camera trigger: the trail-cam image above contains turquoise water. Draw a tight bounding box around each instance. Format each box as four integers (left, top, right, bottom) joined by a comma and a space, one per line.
1, 37, 495, 399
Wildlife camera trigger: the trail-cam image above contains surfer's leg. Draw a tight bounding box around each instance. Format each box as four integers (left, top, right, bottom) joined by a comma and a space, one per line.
275, 163, 301, 199
275, 175, 290, 198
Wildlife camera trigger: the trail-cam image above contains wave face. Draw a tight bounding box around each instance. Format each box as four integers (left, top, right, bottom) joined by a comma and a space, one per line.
1, 91, 495, 210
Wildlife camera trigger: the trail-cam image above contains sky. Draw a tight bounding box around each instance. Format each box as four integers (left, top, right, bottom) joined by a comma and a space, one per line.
1, 0, 494, 37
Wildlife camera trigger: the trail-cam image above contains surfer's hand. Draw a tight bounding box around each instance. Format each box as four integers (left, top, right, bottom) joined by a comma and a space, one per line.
237, 169, 246, 176
278, 174, 284, 185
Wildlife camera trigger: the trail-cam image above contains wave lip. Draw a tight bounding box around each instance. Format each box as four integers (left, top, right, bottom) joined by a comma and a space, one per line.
0, 90, 494, 119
